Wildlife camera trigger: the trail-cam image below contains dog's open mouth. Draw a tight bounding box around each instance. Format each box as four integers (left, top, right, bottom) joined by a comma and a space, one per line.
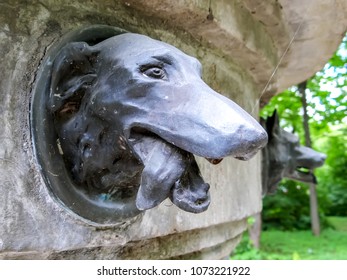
128, 127, 221, 213
287, 166, 316, 184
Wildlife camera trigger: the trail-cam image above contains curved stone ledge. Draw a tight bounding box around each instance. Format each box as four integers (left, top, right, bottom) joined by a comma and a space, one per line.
1, 220, 245, 260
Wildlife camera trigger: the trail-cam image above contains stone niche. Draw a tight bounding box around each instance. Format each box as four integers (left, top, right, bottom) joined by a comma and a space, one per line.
0, 0, 346, 259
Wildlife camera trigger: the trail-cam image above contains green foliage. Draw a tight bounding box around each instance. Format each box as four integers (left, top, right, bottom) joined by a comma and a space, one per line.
260, 87, 304, 137
327, 216, 347, 232
262, 180, 310, 230
315, 124, 347, 216
261, 34, 346, 135
262, 180, 330, 230
232, 234, 264, 260
231, 225, 347, 260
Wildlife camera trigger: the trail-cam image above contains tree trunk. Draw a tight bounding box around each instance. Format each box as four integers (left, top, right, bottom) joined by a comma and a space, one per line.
248, 212, 262, 249
309, 183, 321, 235
298, 81, 320, 236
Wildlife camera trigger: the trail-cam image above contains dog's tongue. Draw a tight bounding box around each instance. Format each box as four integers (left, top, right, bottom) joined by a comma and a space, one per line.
131, 134, 211, 212
132, 135, 187, 210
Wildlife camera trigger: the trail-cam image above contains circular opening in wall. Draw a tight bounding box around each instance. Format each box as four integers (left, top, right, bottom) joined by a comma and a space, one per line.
31, 25, 142, 225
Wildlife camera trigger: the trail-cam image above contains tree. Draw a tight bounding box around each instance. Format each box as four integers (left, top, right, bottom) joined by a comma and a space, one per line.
298, 81, 320, 236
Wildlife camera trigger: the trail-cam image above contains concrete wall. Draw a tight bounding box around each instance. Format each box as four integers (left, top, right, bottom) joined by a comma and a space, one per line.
0, 0, 346, 259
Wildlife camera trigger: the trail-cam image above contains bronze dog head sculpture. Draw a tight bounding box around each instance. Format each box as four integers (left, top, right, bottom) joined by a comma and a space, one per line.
261, 111, 326, 195
48, 33, 268, 215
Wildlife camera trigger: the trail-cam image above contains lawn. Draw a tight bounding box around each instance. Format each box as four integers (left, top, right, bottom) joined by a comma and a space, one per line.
326, 216, 347, 232
230, 217, 347, 260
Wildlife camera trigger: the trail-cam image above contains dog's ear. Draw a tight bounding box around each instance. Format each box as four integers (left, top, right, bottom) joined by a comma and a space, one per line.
260, 116, 266, 129
48, 42, 99, 115
266, 110, 280, 140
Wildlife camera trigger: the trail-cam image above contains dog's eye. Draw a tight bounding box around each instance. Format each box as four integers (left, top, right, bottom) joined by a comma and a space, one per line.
142, 67, 167, 79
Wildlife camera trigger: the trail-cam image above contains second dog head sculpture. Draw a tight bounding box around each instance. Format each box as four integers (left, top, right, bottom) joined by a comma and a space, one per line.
261, 111, 326, 195
49, 33, 268, 214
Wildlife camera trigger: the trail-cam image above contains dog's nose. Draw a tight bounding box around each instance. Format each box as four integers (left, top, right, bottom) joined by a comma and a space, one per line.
315, 152, 327, 167
320, 153, 327, 162
231, 126, 269, 160
211, 120, 268, 160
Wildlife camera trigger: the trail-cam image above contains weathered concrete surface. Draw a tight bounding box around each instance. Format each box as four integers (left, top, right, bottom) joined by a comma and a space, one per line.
0, 0, 346, 259
276, 0, 347, 95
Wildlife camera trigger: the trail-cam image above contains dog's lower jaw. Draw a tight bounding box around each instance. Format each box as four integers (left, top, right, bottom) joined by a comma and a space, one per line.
285, 168, 316, 184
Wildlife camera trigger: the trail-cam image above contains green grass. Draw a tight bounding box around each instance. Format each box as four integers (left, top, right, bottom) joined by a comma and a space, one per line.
327, 216, 347, 232
231, 217, 347, 260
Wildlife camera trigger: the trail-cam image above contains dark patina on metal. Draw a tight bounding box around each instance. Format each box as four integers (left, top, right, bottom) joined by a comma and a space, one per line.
261, 111, 326, 195
31, 25, 267, 224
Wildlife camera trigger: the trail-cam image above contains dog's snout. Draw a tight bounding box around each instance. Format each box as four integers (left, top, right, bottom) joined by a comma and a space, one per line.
314, 152, 327, 167
203, 183, 210, 192
296, 146, 327, 168
320, 153, 327, 162
138, 80, 268, 160
230, 124, 268, 160
188, 85, 268, 160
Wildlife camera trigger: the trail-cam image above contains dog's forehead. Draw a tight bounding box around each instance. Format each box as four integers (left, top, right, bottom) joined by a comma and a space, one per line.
97, 33, 199, 65
281, 129, 299, 143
